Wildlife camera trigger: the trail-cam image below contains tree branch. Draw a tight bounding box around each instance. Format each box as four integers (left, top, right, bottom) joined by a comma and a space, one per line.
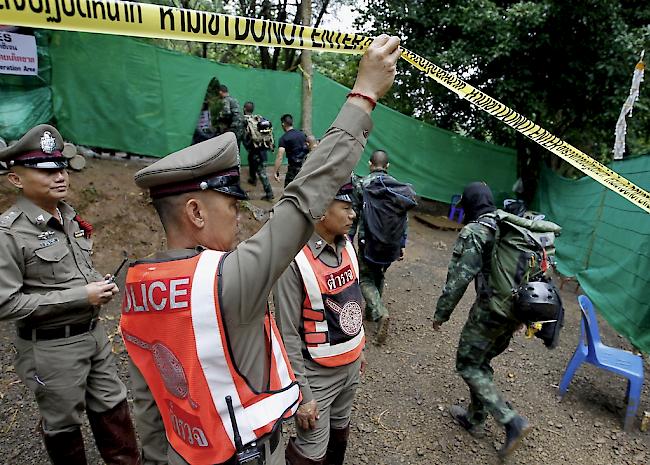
314, 0, 331, 28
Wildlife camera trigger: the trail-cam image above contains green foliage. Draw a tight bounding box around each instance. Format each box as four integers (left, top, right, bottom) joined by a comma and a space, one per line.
312, 52, 358, 89
356, 0, 650, 165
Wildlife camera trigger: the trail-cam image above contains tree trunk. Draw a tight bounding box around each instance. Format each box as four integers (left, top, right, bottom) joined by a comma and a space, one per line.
300, 0, 313, 135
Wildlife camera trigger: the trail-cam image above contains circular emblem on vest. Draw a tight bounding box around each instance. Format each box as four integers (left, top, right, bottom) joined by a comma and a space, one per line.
326, 298, 363, 336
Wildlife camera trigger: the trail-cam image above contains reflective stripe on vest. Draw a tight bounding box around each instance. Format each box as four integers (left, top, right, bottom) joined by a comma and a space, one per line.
120, 250, 300, 465
294, 240, 365, 367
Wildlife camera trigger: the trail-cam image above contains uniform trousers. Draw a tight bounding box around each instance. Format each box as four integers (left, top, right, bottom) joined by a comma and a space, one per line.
295, 357, 361, 460
248, 148, 273, 197
129, 361, 168, 465
359, 257, 389, 322
284, 164, 303, 188
455, 302, 520, 426
14, 322, 127, 434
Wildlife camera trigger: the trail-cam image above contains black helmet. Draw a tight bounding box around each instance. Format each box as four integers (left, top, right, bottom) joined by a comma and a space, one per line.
515, 281, 561, 322
257, 118, 272, 133
503, 199, 527, 217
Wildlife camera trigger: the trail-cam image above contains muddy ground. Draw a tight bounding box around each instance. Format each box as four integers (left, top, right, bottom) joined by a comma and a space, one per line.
0, 156, 648, 465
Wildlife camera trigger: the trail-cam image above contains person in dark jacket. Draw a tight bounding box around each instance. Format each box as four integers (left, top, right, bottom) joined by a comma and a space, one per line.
349, 150, 416, 345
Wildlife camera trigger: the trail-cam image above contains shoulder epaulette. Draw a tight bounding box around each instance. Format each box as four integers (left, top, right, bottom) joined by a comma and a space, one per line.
0, 209, 21, 229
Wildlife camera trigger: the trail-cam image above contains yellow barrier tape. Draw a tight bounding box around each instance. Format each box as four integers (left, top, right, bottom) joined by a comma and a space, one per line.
2, 0, 649, 213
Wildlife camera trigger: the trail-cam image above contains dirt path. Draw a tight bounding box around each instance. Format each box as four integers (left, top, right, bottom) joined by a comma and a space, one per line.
0, 158, 648, 464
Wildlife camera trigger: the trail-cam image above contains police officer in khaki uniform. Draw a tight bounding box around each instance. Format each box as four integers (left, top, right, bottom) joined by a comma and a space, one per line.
0, 125, 140, 465
273, 182, 366, 465
125, 35, 401, 465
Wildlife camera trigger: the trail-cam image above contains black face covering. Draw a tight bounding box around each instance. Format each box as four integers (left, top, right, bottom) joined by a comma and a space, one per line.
460, 182, 496, 223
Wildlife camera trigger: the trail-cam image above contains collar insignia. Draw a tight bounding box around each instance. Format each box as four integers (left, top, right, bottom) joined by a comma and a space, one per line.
40, 131, 57, 154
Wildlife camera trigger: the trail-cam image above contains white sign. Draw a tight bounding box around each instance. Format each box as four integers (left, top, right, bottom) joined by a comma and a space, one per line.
0, 31, 38, 76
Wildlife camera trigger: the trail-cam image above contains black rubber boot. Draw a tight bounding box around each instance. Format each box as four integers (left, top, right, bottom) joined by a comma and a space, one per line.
498, 415, 532, 458
42, 427, 88, 465
325, 425, 349, 465
87, 400, 142, 465
448, 405, 485, 438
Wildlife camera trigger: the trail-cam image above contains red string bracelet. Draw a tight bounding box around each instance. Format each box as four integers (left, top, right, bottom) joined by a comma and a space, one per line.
346, 92, 377, 110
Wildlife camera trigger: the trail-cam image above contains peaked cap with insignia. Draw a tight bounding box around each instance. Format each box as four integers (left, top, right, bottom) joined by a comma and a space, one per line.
334, 179, 355, 203
134, 131, 248, 200
0, 124, 67, 169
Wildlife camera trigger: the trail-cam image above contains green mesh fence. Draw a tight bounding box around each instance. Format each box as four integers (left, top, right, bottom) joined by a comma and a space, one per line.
537, 155, 650, 353
42, 31, 515, 202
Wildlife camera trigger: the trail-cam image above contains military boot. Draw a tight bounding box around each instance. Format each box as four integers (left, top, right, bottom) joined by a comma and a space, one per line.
42, 428, 88, 465
87, 400, 141, 465
448, 405, 485, 438
285, 437, 326, 465
325, 425, 349, 465
375, 315, 390, 345
498, 415, 532, 458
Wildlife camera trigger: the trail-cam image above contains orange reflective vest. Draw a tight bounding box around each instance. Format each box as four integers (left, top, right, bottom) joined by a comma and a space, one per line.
120, 250, 300, 465
294, 240, 365, 367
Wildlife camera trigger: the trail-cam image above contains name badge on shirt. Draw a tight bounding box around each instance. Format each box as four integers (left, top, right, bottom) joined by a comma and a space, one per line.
74, 230, 85, 238
39, 237, 59, 248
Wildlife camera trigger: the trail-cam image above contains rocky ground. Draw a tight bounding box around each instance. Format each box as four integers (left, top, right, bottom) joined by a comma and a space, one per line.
0, 156, 648, 465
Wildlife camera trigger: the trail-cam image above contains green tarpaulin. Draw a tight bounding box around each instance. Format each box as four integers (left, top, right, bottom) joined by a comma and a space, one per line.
537, 155, 650, 353
43, 31, 515, 202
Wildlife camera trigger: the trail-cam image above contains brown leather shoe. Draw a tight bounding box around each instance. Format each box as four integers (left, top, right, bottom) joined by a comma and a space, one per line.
42, 427, 88, 465
326, 425, 350, 465
87, 400, 142, 465
285, 437, 326, 465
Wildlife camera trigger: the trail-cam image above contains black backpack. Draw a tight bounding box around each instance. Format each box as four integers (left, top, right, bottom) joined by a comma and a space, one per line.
361, 175, 417, 265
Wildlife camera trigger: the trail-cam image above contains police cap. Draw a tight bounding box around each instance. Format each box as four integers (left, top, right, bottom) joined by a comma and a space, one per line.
0, 124, 67, 170
134, 132, 248, 200
334, 181, 354, 203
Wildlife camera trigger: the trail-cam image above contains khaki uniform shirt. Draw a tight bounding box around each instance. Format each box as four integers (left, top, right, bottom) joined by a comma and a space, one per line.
0, 196, 100, 328
273, 233, 347, 404
132, 102, 372, 460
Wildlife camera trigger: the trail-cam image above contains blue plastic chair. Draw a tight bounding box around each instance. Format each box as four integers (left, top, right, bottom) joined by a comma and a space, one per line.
449, 194, 464, 223
558, 295, 644, 431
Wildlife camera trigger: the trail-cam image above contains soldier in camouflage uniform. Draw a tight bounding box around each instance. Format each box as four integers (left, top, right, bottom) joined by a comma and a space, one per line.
242, 101, 275, 201
349, 151, 408, 345
433, 182, 532, 458
217, 85, 244, 148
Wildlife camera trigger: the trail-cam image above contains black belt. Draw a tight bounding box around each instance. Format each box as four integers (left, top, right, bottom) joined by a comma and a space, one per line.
18, 319, 98, 341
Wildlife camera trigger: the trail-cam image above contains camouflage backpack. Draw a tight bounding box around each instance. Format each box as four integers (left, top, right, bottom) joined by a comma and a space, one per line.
479, 210, 562, 321
244, 114, 274, 150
